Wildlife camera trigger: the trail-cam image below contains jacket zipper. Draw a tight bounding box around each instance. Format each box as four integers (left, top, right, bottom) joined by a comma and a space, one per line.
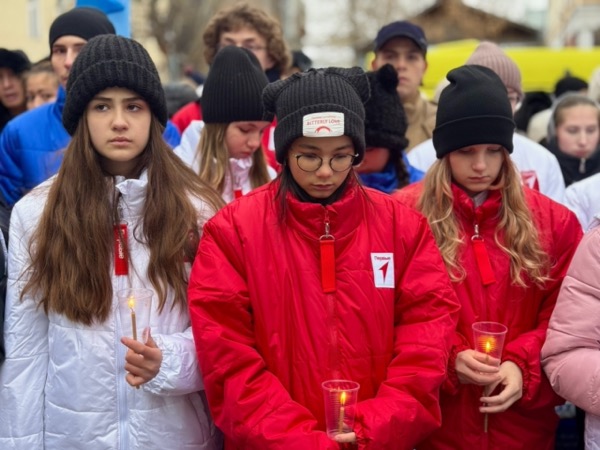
116, 199, 130, 450
321, 210, 341, 378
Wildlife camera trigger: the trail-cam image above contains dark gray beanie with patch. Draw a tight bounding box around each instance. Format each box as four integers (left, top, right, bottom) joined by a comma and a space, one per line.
263, 67, 370, 164
63, 34, 167, 135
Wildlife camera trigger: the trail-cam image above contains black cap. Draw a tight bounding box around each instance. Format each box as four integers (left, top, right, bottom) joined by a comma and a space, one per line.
433, 65, 515, 158
49, 7, 116, 51
374, 21, 427, 55
0, 49, 31, 74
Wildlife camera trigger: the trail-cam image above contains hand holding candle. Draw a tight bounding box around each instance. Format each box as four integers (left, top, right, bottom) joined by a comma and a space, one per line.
118, 288, 153, 389
472, 321, 508, 432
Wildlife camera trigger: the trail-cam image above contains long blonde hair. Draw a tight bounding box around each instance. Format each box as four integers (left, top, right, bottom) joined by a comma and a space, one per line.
417, 152, 550, 286
22, 115, 224, 325
196, 123, 271, 194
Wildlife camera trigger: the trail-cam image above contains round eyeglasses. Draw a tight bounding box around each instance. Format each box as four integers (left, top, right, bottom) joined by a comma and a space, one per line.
293, 154, 358, 172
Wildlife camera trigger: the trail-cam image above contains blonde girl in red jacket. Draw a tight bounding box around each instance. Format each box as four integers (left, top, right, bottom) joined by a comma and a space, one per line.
188, 67, 461, 449
394, 65, 582, 449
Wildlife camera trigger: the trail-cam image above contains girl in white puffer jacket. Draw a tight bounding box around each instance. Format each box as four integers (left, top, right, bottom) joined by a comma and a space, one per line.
0, 35, 224, 450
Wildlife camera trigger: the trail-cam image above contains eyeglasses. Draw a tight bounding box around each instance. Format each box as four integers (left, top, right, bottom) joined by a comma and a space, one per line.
293, 154, 358, 172
217, 43, 267, 53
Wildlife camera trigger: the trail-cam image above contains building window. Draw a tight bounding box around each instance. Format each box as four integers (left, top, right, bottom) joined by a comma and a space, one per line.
28, 0, 40, 39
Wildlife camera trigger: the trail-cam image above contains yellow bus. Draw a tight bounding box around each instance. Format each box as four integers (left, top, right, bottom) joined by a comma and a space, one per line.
423, 40, 600, 99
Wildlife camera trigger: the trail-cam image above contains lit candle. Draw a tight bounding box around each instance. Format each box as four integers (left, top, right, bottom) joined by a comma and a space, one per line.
483, 337, 495, 432
128, 295, 140, 389
128, 295, 137, 341
338, 391, 347, 433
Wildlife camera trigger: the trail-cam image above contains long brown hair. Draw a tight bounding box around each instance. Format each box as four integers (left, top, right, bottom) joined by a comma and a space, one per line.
417, 152, 550, 286
197, 123, 271, 194
22, 115, 224, 325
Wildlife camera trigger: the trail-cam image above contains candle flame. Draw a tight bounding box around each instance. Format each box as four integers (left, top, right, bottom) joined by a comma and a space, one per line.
340, 391, 347, 406
128, 295, 135, 309
485, 339, 492, 354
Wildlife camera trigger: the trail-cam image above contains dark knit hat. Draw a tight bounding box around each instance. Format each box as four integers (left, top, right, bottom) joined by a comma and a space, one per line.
263, 67, 370, 164
0, 49, 31, 74
433, 65, 515, 158
63, 35, 167, 135
201, 46, 269, 124
49, 7, 115, 50
364, 64, 408, 155
554, 74, 588, 98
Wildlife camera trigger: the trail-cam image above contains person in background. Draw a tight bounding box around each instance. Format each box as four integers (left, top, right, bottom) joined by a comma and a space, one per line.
0, 48, 31, 132
24, 59, 59, 110
528, 73, 589, 144
0, 34, 224, 449
371, 20, 435, 152
171, 1, 291, 134
563, 172, 600, 231
394, 65, 582, 449
281, 49, 313, 78
163, 82, 198, 118
541, 93, 600, 187
589, 66, 600, 104
175, 46, 275, 203
542, 221, 600, 449
408, 41, 567, 204
188, 66, 460, 449
356, 63, 423, 193
0, 7, 180, 209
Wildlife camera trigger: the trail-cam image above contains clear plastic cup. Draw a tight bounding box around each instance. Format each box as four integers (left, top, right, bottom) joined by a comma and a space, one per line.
117, 288, 153, 343
322, 379, 360, 438
472, 321, 508, 360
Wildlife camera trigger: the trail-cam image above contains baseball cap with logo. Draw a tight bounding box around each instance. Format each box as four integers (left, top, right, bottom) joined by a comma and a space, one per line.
374, 21, 428, 55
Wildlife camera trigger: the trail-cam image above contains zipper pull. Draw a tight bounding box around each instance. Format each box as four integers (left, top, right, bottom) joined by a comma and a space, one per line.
320, 211, 336, 293
471, 222, 495, 286
579, 158, 586, 174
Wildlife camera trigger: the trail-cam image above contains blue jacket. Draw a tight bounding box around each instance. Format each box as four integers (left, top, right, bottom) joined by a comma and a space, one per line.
0, 86, 181, 206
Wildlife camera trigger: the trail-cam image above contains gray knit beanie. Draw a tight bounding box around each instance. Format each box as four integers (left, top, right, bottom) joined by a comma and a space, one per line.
63, 35, 167, 135
263, 67, 370, 164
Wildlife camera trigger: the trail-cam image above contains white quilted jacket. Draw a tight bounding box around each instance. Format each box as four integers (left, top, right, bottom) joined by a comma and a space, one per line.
0, 174, 221, 449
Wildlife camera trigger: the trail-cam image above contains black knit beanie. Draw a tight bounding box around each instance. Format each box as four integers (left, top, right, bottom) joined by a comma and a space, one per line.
364, 64, 408, 156
49, 7, 115, 50
433, 65, 515, 158
201, 46, 269, 124
63, 35, 167, 135
263, 67, 370, 164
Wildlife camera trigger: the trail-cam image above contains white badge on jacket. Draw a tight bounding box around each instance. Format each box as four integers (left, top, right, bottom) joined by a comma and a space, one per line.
371, 253, 394, 288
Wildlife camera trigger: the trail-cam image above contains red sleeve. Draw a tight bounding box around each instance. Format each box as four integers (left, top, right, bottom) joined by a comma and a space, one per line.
171, 101, 202, 133
352, 211, 460, 449
188, 210, 337, 450
502, 205, 582, 408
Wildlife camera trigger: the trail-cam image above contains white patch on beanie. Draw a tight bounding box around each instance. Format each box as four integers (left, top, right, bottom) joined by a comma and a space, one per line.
302, 112, 344, 137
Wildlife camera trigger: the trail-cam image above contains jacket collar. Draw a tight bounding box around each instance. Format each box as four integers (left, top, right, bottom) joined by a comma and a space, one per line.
115, 171, 148, 221
284, 178, 365, 241
451, 183, 502, 225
